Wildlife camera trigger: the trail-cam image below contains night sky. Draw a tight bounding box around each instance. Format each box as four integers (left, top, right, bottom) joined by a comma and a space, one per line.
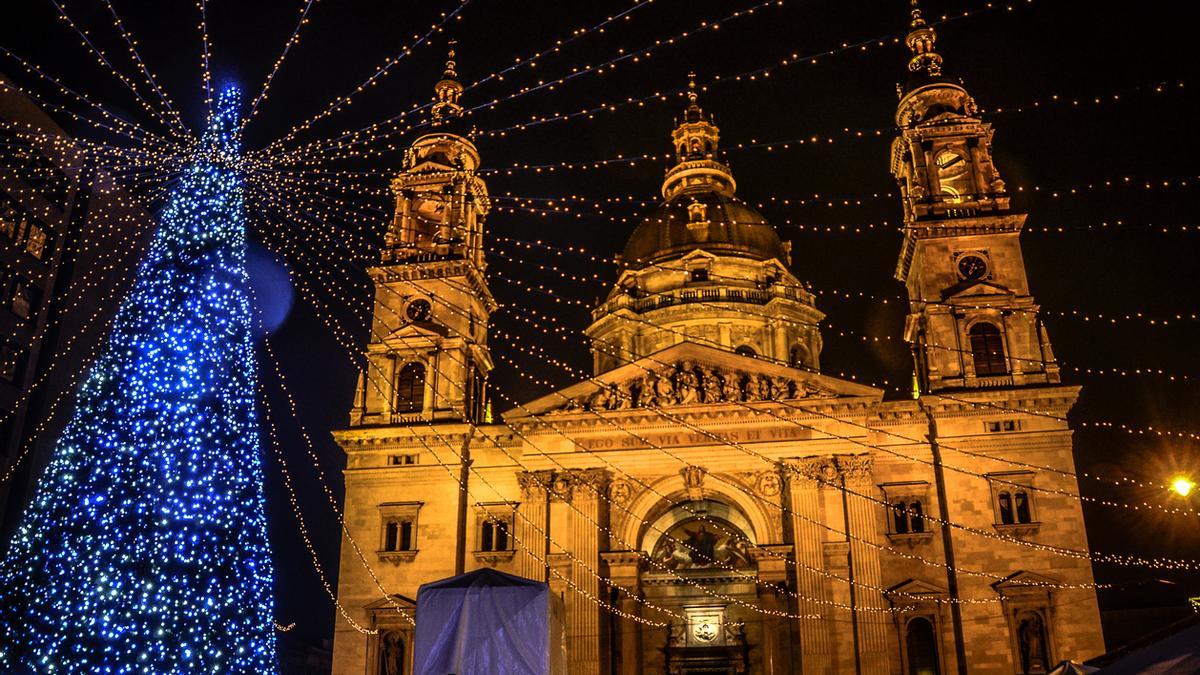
2, 0, 1198, 655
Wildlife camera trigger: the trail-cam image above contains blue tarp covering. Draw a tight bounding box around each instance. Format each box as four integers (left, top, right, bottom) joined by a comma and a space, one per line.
413, 568, 563, 675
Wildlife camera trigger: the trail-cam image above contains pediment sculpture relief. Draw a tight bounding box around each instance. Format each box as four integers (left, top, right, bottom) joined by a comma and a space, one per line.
552, 360, 836, 413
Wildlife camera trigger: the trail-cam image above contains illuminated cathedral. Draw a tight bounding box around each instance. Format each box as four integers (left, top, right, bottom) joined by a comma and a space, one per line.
331, 11, 1105, 675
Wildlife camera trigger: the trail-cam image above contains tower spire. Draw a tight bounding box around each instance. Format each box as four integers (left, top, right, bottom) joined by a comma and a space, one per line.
662, 72, 734, 199
431, 40, 464, 123
905, 0, 943, 79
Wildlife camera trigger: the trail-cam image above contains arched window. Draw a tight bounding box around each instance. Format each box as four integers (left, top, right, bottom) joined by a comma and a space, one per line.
1014, 490, 1032, 524
735, 345, 757, 358
998, 491, 1015, 525
893, 502, 910, 534
910, 502, 926, 533
969, 323, 1007, 377
906, 617, 940, 675
394, 362, 426, 413
789, 345, 809, 370
935, 149, 971, 203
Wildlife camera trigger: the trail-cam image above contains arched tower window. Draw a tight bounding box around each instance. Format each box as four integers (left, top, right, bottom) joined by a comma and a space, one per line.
395, 362, 426, 413
905, 617, 940, 675
935, 149, 971, 203
735, 345, 757, 359
789, 345, 809, 370
968, 322, 1007, 377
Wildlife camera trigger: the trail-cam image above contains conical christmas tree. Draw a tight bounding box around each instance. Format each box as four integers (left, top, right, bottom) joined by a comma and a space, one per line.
0, 88, 277, 672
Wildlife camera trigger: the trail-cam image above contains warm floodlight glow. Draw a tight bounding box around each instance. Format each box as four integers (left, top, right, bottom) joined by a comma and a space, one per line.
1171, 476, 1196, 497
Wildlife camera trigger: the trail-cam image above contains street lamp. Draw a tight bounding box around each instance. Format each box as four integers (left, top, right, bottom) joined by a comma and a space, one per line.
1170, 475, 1196, 498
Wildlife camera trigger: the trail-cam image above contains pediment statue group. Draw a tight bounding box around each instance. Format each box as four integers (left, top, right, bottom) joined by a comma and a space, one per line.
554, 360, 835, 413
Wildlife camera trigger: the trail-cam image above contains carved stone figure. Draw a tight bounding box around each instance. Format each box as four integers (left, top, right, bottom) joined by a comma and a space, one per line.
614, 381, 633, 410
769, 376, 790, 400
700, 367, 722, 403
380, 631, 404, 675
1018, 611, 1048, 674
590, 386, 611, 411
676, 362, 700, 405
654, 368, 676, 407
721, 372, 743, 402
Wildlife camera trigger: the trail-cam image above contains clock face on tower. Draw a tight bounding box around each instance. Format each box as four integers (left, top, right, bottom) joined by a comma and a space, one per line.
405, 298, 432, 323
956, 253, 989, 281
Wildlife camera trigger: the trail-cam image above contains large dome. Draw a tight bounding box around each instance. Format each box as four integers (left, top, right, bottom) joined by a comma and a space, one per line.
620, 192, 789, 269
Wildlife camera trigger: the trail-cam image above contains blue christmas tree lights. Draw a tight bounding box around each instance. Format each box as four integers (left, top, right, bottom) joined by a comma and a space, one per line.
0, 87, 277, 672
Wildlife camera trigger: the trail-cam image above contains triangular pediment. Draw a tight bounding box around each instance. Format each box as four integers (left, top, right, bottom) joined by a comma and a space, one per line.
381, 321, 449, 344
886, 578, 947, 599
507, 341, 881, 417
941, 278, 1014, 301
992, 570, 1059, 595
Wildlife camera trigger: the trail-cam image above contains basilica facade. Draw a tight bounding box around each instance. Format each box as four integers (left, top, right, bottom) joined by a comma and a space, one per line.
330, 12, 1105, 675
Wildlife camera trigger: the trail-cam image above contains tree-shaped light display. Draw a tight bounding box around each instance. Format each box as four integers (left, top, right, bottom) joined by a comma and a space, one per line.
0, 87, 277, 673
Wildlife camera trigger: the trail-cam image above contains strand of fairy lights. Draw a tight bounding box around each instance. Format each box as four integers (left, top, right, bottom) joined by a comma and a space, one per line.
241, 0, 321, 129
96, 0, 188, 133
266, 0, 663, 162
265, 0, 1021, 168
260, 337, 418, 625
259, 0, 472, 154
47, 0, 190, 141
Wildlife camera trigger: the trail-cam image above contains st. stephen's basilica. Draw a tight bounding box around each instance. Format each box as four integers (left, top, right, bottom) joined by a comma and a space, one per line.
330, 8, 1105, 675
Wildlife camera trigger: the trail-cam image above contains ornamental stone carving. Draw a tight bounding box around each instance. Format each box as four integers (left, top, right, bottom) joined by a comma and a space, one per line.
756, 471, 782, 497
788, 454, 873, 488
551, 360, 836, 413
680, 465, 707, 500
519, 468, 610, 502
608, 479, 633, 505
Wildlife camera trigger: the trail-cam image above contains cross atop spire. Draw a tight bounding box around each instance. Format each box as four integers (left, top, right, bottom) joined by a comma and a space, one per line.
432, 40, 464, 123
682, 71, 704, 123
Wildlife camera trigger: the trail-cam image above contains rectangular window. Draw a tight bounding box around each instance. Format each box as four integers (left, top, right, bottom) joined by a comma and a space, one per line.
25, 223, 47, 260
378, 502, 422, 556
689, 268, 709, 283
11, 279, 40, 319
387, 454, 418, 466
985, 420, 1021, 433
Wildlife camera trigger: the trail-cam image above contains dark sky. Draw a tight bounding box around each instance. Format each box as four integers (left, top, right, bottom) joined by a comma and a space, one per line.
3, 0, 1198, 653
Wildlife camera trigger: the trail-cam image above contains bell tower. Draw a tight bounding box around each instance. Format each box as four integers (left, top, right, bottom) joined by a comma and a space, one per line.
350, 46, 494, 425
891, 2, 1059, 392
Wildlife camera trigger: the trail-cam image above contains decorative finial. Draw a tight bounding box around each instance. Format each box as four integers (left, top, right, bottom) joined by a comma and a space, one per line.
432, 39, 464, 123
904, 0, 943, 78
444, 39, 459, 81
687, 71, 698, 105
910, 0, 926, 28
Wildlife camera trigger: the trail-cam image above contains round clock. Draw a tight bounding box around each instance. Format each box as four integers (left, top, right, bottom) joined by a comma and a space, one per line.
956, 254, 989, 281
405, 299, 432, 323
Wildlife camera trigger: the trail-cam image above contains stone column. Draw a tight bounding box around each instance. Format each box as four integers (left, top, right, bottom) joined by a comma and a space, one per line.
836, 454, 890, 675
516, 471, 552, 582
601, 551, 644, 675
563, 469, 609, 675
786, 458, 834, 675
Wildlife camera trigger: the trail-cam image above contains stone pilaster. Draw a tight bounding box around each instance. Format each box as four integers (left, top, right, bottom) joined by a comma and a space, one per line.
751, 544, 795, 675
836, 454, 890, 675
786, 458, 835, 675
516, 470, 552, 581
